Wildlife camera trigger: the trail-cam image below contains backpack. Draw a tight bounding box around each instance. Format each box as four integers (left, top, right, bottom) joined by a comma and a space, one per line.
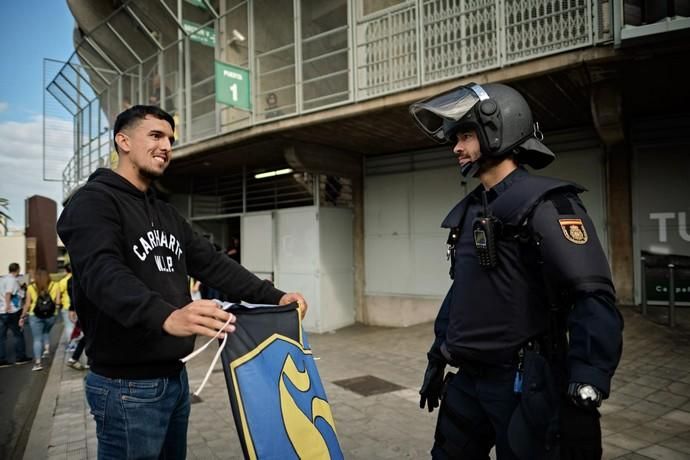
34, 286, 57, 319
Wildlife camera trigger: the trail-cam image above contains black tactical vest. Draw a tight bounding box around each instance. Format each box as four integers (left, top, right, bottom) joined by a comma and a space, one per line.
441, 172, 583, 365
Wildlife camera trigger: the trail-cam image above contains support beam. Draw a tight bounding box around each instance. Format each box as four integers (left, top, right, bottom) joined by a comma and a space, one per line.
590, 76, 634, 304
283, 142, 362, 178
607, 144, 634, 305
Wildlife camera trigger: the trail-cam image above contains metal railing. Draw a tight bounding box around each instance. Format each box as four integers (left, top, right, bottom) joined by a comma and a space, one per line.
640, 253, 690, 328
50, 0, 615, 198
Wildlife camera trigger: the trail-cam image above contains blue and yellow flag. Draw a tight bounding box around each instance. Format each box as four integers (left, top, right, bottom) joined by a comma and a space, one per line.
220, 302, 343, 460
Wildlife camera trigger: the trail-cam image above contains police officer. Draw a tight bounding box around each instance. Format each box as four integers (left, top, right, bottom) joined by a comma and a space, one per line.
410, 83, 623, 459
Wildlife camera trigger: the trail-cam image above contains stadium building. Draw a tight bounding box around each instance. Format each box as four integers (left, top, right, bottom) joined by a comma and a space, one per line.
48, 0, 690, 331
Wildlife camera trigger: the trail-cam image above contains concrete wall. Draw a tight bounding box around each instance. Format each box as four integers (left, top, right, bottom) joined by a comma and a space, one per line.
0, 236, 26, 275
362, 140, 608, 327
363, 165, 465, 327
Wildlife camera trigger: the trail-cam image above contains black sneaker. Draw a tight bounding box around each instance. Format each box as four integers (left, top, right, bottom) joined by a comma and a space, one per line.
0, 360, 11, 368
15, 357, 32, 365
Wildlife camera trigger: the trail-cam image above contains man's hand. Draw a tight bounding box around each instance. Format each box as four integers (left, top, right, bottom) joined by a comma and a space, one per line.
163, 299, 236, 338
279, 292, 308, 319
419, 359, 445, 412
567, 383, 603, 410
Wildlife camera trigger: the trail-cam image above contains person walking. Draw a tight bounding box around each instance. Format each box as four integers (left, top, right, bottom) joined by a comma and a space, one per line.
19, 268, 60, 371
0, 263, 31, 366
57, 263, 76, 351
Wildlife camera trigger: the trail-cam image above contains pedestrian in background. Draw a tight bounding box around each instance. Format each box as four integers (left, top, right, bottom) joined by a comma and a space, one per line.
57, 263, 75, 350
0, 263, 31, 367
66, 303, 88, 371
19, 268, 60, 371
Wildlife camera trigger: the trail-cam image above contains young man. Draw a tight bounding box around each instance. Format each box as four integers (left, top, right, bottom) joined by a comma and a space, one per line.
57, 105, 307, 459
0, 263, 31, 367
410, 83, 623, 459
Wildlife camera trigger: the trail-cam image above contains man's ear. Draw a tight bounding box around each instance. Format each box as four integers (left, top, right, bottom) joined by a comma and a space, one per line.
114, 131, 129, 154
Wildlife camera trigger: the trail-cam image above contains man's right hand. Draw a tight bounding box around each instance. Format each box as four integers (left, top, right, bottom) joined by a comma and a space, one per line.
419, 359, 445, 412
162, 300, 236, 338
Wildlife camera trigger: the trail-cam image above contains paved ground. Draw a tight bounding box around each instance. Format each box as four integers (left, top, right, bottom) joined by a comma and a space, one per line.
0, 320, 62, 460
25, 305, 690, 460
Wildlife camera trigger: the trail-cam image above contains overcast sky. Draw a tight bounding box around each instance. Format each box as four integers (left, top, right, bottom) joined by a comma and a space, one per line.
0, 1, 75, 228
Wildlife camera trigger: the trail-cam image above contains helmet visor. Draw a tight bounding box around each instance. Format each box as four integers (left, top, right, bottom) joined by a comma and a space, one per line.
409, 83, 489, 143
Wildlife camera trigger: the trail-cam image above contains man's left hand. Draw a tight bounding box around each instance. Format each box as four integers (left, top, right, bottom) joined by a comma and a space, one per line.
279, 292, 308, 319
567, 383, 603, 410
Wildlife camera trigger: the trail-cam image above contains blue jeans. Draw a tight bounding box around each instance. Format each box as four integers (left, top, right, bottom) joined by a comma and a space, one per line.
28, 315, 56, 361
0, 312, 28, 361
85, 368, 191, 460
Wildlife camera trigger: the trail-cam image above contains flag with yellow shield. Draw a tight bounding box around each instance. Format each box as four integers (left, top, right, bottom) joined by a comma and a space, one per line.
220, 302, 343, 460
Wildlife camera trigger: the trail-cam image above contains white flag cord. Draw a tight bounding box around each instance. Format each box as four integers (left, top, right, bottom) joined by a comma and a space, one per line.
180, 314, 233, 396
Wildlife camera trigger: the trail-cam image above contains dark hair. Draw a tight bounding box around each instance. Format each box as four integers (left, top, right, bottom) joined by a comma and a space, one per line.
8, 263, 19, 273
113, 105, 175, 152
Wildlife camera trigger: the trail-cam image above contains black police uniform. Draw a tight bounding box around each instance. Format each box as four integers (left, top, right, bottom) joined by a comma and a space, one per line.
428, 167, 623, 459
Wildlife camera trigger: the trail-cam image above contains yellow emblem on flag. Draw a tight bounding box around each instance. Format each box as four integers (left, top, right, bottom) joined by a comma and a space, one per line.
559, 218, 588, 244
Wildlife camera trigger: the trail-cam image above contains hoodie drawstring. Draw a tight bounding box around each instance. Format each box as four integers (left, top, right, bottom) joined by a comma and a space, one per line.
143, 190, 163, 228
144, 194, 155, 227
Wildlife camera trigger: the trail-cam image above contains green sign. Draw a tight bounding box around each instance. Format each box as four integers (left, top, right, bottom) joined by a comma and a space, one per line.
215, 61, 251, 111
183, 20, 215, 47
184, 0, 208, 10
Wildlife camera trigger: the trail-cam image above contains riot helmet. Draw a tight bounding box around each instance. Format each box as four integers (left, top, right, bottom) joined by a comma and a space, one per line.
410, 83, 555, 176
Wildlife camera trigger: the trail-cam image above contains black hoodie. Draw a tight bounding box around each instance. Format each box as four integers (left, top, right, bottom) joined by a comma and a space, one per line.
57, 169, 284, 378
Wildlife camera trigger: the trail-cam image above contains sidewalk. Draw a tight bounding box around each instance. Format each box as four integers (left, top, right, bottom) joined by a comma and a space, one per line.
27, 305, 690, 460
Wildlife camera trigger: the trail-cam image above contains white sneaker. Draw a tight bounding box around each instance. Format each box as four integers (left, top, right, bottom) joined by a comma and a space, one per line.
67, 359, 87, 371
42, 349, 50, 358
32, 362, 43, 371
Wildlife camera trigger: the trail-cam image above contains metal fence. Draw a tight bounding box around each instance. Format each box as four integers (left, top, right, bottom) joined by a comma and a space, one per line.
48, 0, 613, 198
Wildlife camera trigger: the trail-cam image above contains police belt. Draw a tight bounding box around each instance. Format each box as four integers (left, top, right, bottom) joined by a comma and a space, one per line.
440, 341, 544, 379
440, 343, 516, 379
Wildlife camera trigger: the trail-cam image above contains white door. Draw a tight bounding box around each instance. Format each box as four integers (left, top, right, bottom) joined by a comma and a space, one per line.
274, 207, 320, 331
241, 212, 274, 281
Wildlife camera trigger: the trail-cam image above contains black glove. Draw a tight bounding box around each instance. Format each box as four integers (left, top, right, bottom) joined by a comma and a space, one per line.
419, 353, 446, 413
559, 397, 602, 460
567, 383, 603, 410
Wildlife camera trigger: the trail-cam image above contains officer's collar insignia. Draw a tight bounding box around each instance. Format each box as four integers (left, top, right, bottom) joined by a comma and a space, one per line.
559, 218, 588, 244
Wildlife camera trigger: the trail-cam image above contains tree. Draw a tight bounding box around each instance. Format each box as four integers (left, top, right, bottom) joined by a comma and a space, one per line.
0, 197, 11, 234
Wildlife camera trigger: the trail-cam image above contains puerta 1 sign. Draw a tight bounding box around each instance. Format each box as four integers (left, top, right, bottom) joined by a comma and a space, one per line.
215, 61, 251, 111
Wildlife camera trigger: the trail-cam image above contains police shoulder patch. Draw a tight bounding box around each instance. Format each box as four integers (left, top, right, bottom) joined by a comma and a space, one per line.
558, 218, 588, 244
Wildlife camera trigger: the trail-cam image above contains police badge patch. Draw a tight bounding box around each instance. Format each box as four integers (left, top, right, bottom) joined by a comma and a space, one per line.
558, 218, 588, 244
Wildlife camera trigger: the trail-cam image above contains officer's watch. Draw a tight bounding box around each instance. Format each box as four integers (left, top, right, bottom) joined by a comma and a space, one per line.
567, 382, 603, 409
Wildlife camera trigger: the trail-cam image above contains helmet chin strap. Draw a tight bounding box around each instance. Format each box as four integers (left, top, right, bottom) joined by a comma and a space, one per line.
460, 161, 480, 178
460, 149, 515, 178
